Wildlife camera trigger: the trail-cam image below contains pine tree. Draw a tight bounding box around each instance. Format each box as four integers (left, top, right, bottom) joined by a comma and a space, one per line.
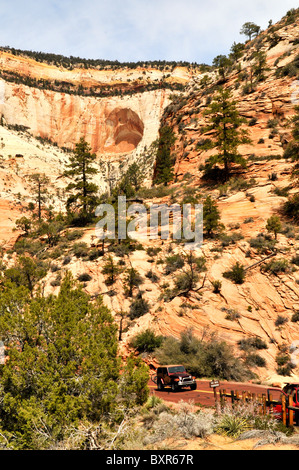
252, 50, 269, 81
283, 106, 299, 222
28, 173, 50, 221
240, 22, 261, 41
153, 125, 176, 185
229, 42, 245, 62
284, 105, 299, 181
64, 137, 99, 219
203, 88, 252, 180
124, 267, 143, 297
102, 255, 121, 286
212, 54, 232, 81
266, 215, 282, 239
203, 196, 222, 237
4, 256, 47, 295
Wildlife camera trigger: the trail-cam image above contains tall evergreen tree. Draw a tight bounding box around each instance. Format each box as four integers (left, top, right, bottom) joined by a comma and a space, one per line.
252, 50, 269, 82
203, 196, 222, 237
240, 22, 261, 41
284, 105, 299, 181
212, 54, 232, 81
28, 173, 50, 221
282, 106, 299, 223
64, 137, 99, 218
202, 88, 252, 180
229, 42, 245, 62
153, 125, 176, 185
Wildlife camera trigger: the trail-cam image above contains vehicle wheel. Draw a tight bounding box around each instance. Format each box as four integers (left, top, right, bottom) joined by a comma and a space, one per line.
157, 380, 164, 391
171, 382, 178, 392
190, 383, 197, 391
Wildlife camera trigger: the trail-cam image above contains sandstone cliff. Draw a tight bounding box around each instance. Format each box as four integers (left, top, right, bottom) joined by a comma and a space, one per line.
0, 12, 298, 385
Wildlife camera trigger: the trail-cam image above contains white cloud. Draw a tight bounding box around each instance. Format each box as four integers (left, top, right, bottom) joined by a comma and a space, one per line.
0, 0, 297, 63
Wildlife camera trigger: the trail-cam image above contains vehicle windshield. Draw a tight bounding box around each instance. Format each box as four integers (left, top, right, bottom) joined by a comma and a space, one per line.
168, 366, 186, 374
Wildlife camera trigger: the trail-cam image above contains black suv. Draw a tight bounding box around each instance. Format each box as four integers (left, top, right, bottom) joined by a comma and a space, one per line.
156, 365, 197, 392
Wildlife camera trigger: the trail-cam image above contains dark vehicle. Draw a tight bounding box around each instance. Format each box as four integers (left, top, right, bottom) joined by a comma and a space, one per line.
156, 365, 197, 392
268, 383, 299, 424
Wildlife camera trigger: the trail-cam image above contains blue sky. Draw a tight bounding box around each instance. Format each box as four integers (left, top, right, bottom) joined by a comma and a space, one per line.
0, 0, 297, 64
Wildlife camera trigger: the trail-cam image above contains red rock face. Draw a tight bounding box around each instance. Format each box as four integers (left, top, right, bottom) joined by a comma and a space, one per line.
1, 84, 146, 156
103, 107, 144, 154
0, 51, 183, 157
0, 79, 171, 159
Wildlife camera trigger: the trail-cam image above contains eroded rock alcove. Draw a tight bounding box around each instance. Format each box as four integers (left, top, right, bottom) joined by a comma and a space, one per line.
104, 107, 144, 153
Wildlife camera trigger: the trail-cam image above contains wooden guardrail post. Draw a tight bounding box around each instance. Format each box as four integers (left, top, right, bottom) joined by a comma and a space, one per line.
268, 393, 273, 413
258, 394, 263, 414
288, 395, 294, 427
282, 394, 287, 426
262, 394, 266, 415
219, 390, 224, 409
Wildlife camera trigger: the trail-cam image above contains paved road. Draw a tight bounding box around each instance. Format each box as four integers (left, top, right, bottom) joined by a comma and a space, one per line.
149, 378, 270, 407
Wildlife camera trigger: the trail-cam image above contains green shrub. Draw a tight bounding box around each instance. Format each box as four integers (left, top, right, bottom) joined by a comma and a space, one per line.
273, 186, 290, 197
267, 118, 279, 129
291, 311, 299, 322
276, 54, 299, 77
146, 247, 162, 258
88, 248, 102, 260
283, 193, 299, 223
50, 274, 62, 287
220, 232, 243, 247
249, 235, 276, 253
129, 296, 150, 320
276, 349, 295, 376
77, 273, 92, 282
130, 329, 164, 353
13, 238, 43, 256
215, 413, 250, 438
65, 229, 84, 241
245, 353, 266, 367
275, 315, 288, 327
137, 185, 173, 199
174, 271, 199, 293
212, 280, 222, 293
73, 242, 89, 258
145, 270, 159, 282
164, 254, 184, 274
249, 117, 257, 126
224, 308, 241, 321
223, 262, 246, 284
238, 337, 268, 351
263, 259, 290, 274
